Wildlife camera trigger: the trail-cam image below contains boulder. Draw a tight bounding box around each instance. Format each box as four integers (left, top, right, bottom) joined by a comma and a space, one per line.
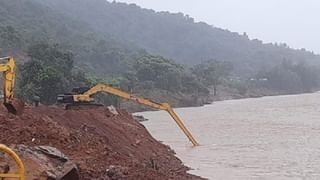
0, 145, 79, 180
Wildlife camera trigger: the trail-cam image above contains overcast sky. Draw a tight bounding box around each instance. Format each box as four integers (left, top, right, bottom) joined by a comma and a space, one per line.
114, 0, 320, 54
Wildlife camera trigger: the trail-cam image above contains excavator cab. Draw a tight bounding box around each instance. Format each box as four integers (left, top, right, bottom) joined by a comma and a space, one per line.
57, 86, 101, 110
57, 87, 90, 103
57, 94, 74, 104
71, 87, 90, 94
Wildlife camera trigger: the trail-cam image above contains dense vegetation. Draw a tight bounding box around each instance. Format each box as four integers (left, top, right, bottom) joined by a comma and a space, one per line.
193, 60, 233, 96
17, 43, 214, 106
18, 42, 88, 104
255, 60, 319, 93
33, 0, 320, 75
0, 0, 320, 107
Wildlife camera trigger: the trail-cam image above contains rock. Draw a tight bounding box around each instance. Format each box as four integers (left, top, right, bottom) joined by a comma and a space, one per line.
35, 146, 68, 162
107, 106, 119, 115
133, 115, 148, 122
106, 165, 129, 179
0, 145, 79, 180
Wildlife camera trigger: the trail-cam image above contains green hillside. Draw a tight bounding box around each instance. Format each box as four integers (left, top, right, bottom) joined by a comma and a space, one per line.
34, 0, 320, 75
0, 0, 319, 107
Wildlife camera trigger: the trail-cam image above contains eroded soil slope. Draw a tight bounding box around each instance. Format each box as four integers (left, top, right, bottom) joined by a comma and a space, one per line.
0, 105, 204, 180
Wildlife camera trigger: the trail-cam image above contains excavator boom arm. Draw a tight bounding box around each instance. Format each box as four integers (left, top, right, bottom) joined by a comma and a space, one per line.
0, 57, 23, 115
0, 57, 15, 103
72, 83, 199, 146
81, 84, 167, 110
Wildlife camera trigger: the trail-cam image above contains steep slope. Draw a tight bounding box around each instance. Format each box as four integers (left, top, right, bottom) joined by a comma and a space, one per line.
0, 106, 204, 179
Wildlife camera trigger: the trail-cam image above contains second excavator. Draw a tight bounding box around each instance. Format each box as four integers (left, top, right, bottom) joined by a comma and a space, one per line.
57, 83, 199, 146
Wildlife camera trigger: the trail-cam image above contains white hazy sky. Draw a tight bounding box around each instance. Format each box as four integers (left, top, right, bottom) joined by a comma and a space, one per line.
114, 0, 320, 53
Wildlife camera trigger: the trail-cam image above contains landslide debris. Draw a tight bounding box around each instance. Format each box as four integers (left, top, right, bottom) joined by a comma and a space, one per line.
0, 105, 204, 180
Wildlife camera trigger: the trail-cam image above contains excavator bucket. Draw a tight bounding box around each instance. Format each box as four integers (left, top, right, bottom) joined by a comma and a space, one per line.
3, 99, 25, 115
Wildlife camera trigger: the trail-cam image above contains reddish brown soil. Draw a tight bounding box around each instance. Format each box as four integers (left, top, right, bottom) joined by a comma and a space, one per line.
0, 105, 204, 180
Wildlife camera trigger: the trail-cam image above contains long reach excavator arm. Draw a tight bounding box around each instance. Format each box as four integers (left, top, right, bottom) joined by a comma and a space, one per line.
57, 83, 199, 146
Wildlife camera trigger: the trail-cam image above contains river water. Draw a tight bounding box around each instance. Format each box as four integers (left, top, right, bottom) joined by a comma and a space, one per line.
137, 93, 320, 180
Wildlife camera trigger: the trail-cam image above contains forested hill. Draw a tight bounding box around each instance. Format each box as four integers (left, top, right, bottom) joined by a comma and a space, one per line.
1, 0, 320, 107
34, 0, 320, 74
1, 0, 319, 76
0, 0, 140, 76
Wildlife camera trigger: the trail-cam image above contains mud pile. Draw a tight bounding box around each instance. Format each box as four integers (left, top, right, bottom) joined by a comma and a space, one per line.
0, 105, 204, 180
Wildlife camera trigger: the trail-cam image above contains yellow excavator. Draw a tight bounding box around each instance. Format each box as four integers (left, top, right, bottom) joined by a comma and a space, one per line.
0, 57, 25, 178
57, 83, 199, 146
0, 144, 25, 180
0, 56, 24, 115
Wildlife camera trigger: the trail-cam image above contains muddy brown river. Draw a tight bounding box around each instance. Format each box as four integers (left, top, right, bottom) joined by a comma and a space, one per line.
137, 93, 320, 180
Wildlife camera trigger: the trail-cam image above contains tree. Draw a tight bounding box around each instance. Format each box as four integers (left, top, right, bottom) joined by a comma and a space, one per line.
193, 60, 233, 96
134, 55, 184, 92
19, 42, 74, 104
0, 26, 23, 50
257, 60, 320, 93
293, 62, 319, 91
27, 42, 74, 78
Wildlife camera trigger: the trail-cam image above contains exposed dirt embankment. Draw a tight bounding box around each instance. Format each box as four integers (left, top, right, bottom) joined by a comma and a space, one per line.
0, 105, 204, 180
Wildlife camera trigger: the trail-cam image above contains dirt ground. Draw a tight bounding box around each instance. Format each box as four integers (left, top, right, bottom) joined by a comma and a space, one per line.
0, 105, 204, 180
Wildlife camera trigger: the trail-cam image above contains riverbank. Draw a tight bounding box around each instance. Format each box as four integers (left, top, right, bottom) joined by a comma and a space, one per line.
0, 105, 205, 179
120, 85, 305, 113
210, 85, 283, 101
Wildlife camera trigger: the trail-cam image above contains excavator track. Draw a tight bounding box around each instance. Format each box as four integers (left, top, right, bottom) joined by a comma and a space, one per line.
65, 103, 103, 110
